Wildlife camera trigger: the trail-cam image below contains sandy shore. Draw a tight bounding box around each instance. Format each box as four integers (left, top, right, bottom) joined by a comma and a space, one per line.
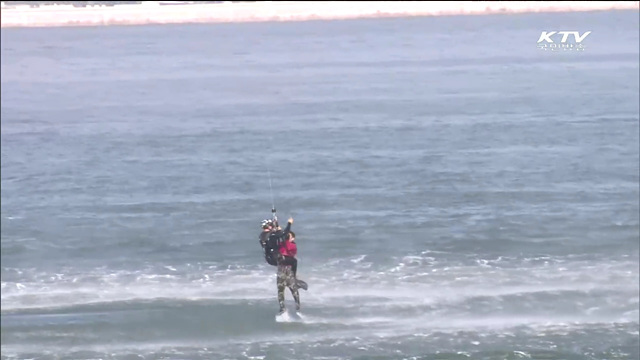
1, 1, 638, 28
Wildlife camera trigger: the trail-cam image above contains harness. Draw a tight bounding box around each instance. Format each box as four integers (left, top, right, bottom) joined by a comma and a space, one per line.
263, 231, 280, 266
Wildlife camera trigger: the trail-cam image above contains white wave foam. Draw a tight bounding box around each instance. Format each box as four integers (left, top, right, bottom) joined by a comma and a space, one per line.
1, 253, 637, 335
1, 266, 277, 311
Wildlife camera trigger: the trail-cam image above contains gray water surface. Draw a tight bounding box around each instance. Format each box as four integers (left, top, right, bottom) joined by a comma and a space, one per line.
1, 10, 639, 360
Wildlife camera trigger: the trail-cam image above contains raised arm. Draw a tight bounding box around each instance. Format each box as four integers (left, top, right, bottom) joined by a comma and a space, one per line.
284, 217, 292, 230
275, 218, 293, 247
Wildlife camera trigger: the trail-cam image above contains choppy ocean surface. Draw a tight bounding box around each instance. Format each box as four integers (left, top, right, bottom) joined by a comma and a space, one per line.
1, 10, 639, 360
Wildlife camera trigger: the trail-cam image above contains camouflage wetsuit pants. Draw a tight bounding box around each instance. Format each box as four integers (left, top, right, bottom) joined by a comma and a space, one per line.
277, 264, 300, 312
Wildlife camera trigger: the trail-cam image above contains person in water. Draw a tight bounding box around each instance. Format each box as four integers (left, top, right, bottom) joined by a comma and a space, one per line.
277, 250, 300, 314
278, 231, 298, 279
277, 229, 305, 314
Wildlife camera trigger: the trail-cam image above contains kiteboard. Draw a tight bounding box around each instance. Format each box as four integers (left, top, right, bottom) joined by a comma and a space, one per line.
276, 308, 304, 322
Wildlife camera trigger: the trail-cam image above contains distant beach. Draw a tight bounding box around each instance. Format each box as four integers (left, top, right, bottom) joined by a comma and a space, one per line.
1, 1, 638, 28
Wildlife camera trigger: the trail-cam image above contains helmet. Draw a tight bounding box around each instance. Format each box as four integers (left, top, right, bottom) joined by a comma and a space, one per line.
261, 219, 273, 228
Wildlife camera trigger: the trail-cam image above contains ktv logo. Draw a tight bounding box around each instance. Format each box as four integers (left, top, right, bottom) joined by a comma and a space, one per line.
537, 31, 591, 51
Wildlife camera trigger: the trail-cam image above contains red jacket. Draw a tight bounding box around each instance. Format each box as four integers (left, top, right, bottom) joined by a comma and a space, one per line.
279, 240, 297, 257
